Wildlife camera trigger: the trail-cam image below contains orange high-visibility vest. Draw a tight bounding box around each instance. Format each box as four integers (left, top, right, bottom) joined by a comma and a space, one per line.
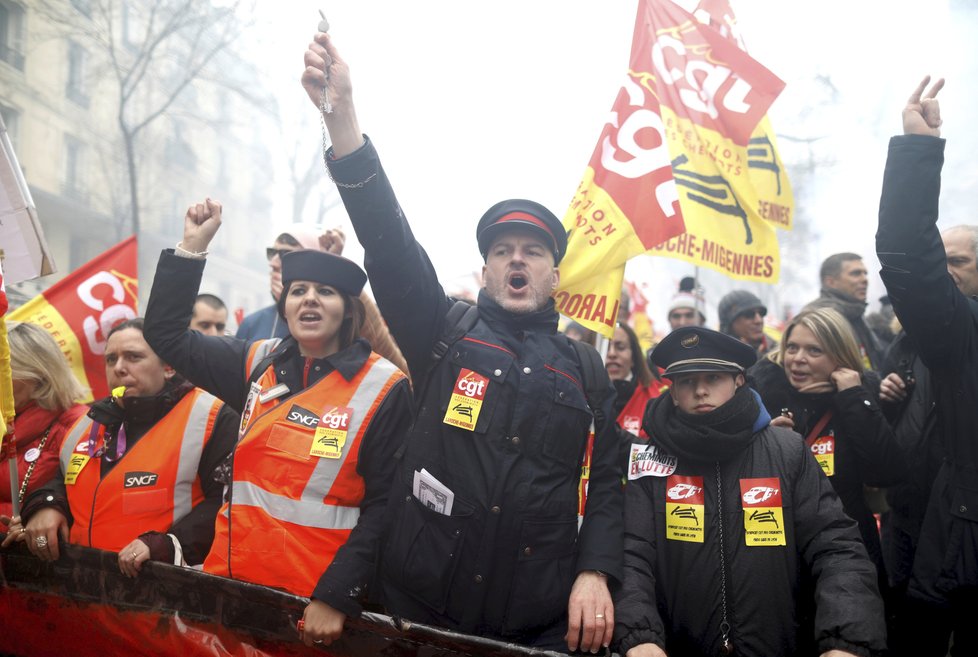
58, 388, 222, 552
203, 340, 405, 597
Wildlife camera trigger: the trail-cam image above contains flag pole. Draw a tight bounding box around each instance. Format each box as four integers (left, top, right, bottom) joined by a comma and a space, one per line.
0, 265, 18, 516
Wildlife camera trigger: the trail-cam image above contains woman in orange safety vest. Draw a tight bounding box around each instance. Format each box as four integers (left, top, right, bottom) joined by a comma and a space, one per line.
3, 319, 237, 572
142, 199, 413, 648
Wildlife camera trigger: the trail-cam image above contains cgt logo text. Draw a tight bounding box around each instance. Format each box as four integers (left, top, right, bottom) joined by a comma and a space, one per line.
743, 486, 779, 505
124, 471, 159, 489
667, 483, 702, 500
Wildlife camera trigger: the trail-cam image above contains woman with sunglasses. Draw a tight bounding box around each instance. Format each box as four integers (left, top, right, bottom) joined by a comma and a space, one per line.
143, 199, 413, 647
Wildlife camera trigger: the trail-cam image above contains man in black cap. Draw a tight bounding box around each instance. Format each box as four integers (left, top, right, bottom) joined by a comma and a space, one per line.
614, 326, 886, 657
301, 34, 621, 653
718, 289, 777, 357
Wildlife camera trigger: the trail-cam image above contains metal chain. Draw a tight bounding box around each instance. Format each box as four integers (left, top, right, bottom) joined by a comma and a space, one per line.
17, 424, 55, 503
715, 460, 733, 655
319, 86, 333, 169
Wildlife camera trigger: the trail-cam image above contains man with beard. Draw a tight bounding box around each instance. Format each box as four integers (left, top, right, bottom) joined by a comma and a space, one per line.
615, 327, 885, 657
300, 32, 622, 654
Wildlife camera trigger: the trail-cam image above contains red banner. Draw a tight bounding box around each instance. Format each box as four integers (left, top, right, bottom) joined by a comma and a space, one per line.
9, 237, 138, 401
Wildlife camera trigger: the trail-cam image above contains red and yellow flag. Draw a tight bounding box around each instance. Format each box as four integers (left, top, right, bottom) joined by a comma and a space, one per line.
643, 0, 791, 279
9, 236, 138, 401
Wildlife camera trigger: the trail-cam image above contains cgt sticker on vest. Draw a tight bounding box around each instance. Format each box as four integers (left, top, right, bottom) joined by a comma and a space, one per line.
629, 443, 678, 479
740, 477, 787, 546
665, 475, 705, 543
443, 369, 489, 431
311, 406, 354, 459
124, 471, 159, 489
810, 432, 835, 477
64, 454, 91, 485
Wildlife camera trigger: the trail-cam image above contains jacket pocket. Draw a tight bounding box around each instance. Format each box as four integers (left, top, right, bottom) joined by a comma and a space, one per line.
382, 491, 474, 615
503, 517, 578, 633
542, 372, 591, 471
122, 488, 170, 515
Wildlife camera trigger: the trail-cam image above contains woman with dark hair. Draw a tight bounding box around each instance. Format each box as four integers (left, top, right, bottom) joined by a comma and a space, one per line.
1, 318, 237, 574
606, 322, 667, 439
143, 199, 413, 647
748, 307, 907, 607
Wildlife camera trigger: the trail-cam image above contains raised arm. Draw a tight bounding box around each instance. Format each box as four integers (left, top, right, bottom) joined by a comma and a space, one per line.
301, 33, 450, 385
877, 77, 976, 371
144, 200, 253, 412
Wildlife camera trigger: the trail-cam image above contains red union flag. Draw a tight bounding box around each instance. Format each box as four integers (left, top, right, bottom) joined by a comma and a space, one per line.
9, 237, 138, 401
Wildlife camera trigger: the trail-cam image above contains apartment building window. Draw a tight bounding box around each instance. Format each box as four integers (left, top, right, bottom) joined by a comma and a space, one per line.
63, 135, 86, 199
66, 40, 90, 107
0, 1, 25, 71
0, 104, 19, 150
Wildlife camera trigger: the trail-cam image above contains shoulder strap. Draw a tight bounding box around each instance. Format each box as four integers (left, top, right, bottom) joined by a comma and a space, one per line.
431, 300, 480, 365
247, 337, 296, 385
569, 338, 610, 426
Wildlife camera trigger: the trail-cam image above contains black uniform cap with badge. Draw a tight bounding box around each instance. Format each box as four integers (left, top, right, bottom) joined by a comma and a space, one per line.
476, 199, 568, 265
275, 250, 367, 318
650, 326, 757, 377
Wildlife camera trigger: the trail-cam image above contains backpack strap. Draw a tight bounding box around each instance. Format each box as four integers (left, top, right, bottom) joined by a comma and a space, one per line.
569, 338, 610, 427
431, 300, 480, 365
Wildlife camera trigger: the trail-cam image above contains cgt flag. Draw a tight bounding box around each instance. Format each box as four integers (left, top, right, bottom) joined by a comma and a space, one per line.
554, 0, 689, 337
644, 0, 790, 281
9, 236, 138, 401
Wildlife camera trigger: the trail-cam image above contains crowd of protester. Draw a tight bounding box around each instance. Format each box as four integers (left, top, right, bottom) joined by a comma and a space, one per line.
0, 35, 972, 657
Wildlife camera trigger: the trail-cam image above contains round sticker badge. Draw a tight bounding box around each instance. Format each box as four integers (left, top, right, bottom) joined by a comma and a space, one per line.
24, 447, 41, 463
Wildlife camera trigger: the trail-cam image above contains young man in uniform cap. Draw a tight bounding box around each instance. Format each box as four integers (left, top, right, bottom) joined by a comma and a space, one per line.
615, 326, 886, 657
301, 33, 622, 653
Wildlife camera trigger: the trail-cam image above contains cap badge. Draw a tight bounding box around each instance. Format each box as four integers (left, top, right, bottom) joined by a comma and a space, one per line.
681, 335, 700, 348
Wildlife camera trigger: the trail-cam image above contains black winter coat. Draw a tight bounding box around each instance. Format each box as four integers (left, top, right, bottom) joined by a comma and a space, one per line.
877, 134, 978, 603
615, 393, 886, 657
747, 358, 907, 579
325, 137, 623, 642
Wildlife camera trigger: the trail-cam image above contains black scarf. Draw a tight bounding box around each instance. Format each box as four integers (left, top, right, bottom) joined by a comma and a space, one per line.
613, 378, 637, 418
816, 287, 867, 322
88, 379, 194, 443
647, 384, 760, 464
476, 289, 559, 346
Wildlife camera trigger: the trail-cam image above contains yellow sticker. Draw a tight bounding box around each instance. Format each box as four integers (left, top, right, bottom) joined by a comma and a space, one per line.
810, 435, 835, 477
64, 454, 91, 485
443, 369, 489, 431
311, 406, 353, 459
665, 475, 704, 543
740, 478, 787, 546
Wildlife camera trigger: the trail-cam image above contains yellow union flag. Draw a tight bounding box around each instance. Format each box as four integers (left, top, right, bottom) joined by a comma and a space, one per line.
640, 0, 790, 283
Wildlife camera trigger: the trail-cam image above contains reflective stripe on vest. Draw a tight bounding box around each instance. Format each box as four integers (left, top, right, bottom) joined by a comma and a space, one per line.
232, 356, 400, 525
245, 338, 282, 380
204, 352, 404, 595
59, 389, 219, 551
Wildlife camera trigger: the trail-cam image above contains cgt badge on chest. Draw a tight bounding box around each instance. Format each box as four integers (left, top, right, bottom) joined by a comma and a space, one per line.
740, 477, 787, 546
808, 431, 835, 477
64, 453, 91, 485
665, 475, 705, 543
443, 369, 489, 431
311, 406, 354, 459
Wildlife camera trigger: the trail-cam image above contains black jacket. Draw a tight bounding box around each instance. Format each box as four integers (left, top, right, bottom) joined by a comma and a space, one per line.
879, 331, 942, 589
325, 137, 623, 642
876, 134, 978, 603
748, 358, 907, 579
144, 251, 414, 617
615, 392, 886, 657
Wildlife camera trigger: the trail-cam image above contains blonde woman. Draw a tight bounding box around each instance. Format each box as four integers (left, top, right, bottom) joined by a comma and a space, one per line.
747, 307, 907, 617
0, 322, 87, 518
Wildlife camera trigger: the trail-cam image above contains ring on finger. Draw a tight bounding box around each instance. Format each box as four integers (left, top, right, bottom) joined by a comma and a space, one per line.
595, 613, 605, 619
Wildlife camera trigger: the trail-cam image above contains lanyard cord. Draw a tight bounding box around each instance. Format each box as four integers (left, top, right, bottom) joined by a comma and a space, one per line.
715, 460, 734, 656
17, 421, 57, 503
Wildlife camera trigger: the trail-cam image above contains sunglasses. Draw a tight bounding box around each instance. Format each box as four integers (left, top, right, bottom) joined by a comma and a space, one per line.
266, 247, 296, 261
738, 309, 766, 319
